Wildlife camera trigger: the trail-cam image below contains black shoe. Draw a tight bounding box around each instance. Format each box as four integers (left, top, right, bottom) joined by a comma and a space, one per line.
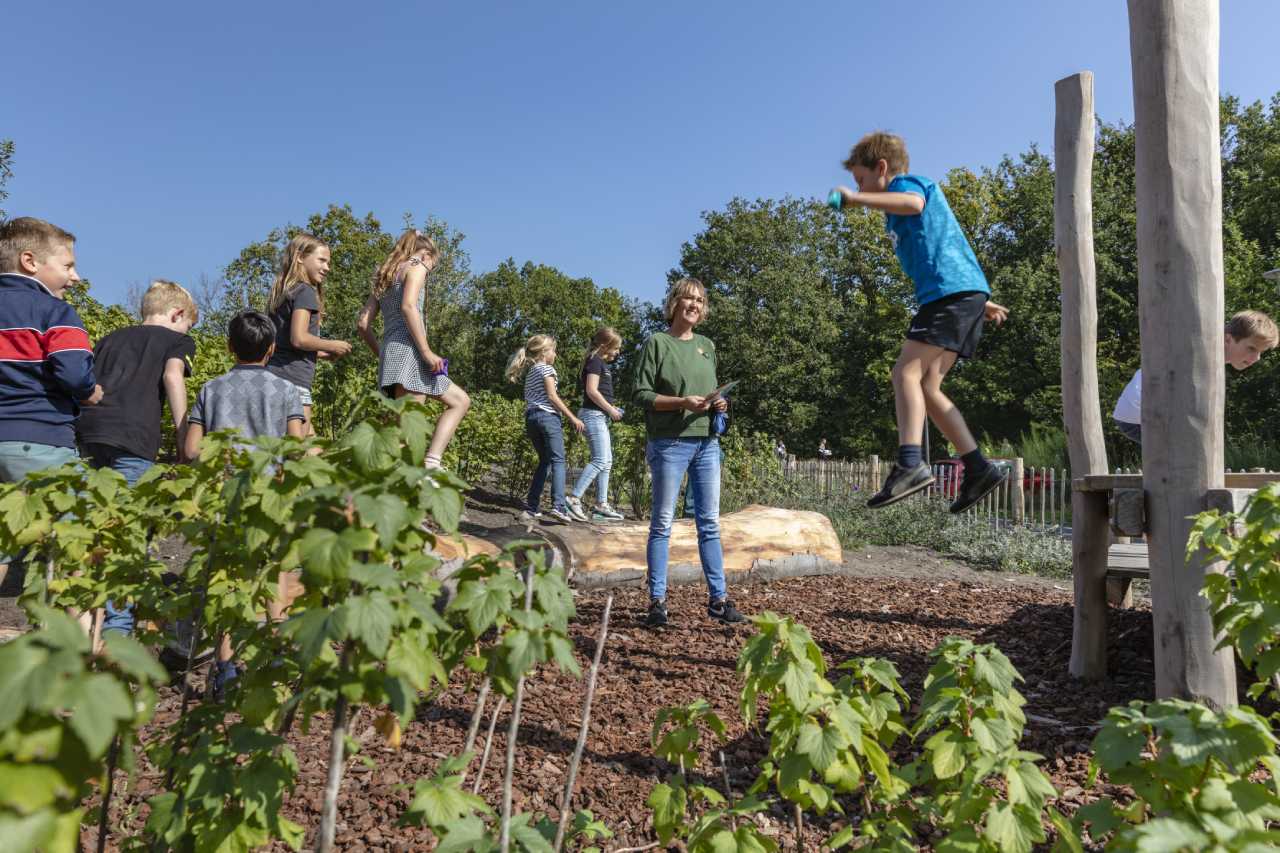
708, 598, 745, 624
645, 599, 669, 628
949, 465, 1007, 514
866, 462, 933, 508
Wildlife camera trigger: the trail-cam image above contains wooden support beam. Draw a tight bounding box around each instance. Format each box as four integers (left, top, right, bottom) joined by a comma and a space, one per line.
1056, 70, 1111, 680
1076, 472, 1280, 492
1110, 488, 1146, 536
1127, 0, 1236, 708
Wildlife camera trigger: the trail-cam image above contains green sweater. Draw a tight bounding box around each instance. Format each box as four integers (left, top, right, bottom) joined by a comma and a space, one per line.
632, 331, 719, 439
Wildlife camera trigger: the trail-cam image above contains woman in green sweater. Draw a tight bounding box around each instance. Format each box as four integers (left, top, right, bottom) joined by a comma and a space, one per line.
633, 277, 745, 628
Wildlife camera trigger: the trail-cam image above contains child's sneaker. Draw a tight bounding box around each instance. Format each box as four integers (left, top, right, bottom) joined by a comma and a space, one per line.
208, 661, 241, 703
708, 598, 746, 624
949, 465, 1007, 514
866, 462, 932, 508
645, 598, 669, 628
593, 504, 625, 521
546, 506, 574, 524
564, 495, 590, 522
519, 509, 543, 523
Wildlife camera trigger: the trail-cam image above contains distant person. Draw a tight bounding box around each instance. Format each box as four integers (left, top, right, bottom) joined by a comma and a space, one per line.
76, 279, 198, 638
832, 132, 1008, 513
266, 233, 353, 436
775, 438, 787, 461
357, 229, 470, 470
566, 327, 626, 522
184, 310, 306, 700
0, 217, 102, 586
1112, 310, 1277, 443
817, 438, 833, 460
507, 334, 584, 523
633, 277, 744, 627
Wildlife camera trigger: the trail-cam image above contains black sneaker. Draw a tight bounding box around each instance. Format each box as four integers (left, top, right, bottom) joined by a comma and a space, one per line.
708, 598, 745, 624
949, 465, 1008, 514
866, 462, 933, 508
645, 599, 669, 628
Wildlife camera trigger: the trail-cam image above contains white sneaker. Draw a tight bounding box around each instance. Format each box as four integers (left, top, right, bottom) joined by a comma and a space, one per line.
564, 495, 590, 522
520, 509, 543, 523
593, 504, 624, 521
547, 506, 574, 524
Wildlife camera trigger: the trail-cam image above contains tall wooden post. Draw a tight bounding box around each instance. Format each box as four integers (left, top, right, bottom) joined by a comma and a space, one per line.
1128, 0, 1236, 708
1056, 72, 1112, 679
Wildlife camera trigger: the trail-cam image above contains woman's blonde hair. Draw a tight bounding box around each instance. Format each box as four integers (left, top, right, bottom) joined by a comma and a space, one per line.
663, 277, 709, 324
586, 326, 622, 360
373, 229, 439, 298
505, 334, 557, 383
268, 233, 329, 314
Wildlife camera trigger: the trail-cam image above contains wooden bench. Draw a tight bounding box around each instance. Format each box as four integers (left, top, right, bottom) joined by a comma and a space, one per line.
1107, 542, 1149, 579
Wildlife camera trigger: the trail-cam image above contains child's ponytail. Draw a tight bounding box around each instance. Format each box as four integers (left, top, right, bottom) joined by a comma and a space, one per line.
506, 334, 556, 383
373, 228, 439, 297
268, 233, 328, 314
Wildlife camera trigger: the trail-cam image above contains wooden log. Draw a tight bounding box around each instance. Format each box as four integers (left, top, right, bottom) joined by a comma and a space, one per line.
543, 504, 843, 587
1011, 458, 1025, 524
1076, 471, 1280, 492
1110, 488, 1146, 536
1057, 71, 1112, 680
1128, 0, 1235, 708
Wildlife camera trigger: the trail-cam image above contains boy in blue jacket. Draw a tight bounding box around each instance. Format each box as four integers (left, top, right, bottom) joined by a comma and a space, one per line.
0, 217, 102, 577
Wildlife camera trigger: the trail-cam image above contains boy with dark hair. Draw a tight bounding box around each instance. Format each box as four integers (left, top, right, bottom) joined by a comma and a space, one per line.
832, 132, 1009, 513
184, 309, 305, 698
0, 217, 102, 581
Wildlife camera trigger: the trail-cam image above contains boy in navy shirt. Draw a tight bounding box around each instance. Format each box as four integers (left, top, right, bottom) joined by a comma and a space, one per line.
832, 132, 1008, 512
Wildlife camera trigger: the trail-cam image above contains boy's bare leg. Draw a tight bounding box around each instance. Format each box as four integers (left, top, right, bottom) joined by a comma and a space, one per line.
920, 349, 979, 455
218, 634, 232, 663
893, 340, 954, 448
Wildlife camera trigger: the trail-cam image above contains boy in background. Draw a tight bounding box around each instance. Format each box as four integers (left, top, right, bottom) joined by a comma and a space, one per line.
1113, 309, 1278, 443
184, 309, 305, 699
76, 279, 198, 637
832, 132, 1008, 513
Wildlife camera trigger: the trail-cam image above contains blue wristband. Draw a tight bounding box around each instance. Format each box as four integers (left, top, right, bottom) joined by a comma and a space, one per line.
827, 189, 844, 210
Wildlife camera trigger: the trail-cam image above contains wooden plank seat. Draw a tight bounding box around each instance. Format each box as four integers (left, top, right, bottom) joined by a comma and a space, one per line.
1107, 543, 1149, 579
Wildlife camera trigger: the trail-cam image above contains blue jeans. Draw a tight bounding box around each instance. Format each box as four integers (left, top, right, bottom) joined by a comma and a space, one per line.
81, 443, 154, 635
646, 437, 725, 602
525, 410, 567, 512
572, 409, 612, 505
0, 441, 79, 575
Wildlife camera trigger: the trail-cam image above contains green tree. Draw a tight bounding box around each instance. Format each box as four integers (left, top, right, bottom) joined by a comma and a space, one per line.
0, 139, 13, 222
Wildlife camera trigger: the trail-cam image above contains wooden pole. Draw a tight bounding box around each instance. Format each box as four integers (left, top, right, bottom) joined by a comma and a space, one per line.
1056, 71, 1112, 679
1127, 0, 1235, 708
1011, 458, 1025, 524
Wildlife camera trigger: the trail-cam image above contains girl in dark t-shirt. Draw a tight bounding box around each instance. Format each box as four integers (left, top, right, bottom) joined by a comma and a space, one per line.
565, 327, 626, 521
265, 233, 353, 435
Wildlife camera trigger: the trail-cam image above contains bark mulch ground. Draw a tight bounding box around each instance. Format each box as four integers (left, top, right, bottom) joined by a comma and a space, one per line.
83, 573, 1156, 851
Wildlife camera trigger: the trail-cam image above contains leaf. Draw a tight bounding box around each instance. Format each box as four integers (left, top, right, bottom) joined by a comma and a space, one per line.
347, 422, 400, 472
355, 492, 413, 550
984, 802, 1043, 853
387, 637, 446, 691
101, 633, 169, 685
63, 673, 134, 757
1127, 817, 1209, 852
796, 722, 842, 771
925, 729, 966, 780
0, 762, 75, 811
400, 409, 430, 465
280, 608, 345, 664
434, 814, 498, 853
345, 592, 395, 657
405, 776, 488, 829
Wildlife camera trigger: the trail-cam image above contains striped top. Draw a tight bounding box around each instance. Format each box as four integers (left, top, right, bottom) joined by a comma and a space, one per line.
524, 362, 557, 414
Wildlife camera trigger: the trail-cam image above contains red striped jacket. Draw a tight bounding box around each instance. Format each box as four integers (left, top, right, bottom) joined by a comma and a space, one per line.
0, 273, 97, 448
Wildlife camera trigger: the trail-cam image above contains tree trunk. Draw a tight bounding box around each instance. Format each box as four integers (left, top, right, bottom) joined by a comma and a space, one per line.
1127, 0, 1235, 708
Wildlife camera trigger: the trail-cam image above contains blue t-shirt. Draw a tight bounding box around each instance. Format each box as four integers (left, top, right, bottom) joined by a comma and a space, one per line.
885, 174, 990, 306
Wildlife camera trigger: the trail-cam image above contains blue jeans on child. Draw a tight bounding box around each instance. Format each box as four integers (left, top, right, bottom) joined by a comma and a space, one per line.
646, 437, 725, 602
525, 409, 568, 512
572, 409, 612, 505
80, 443, 155, 635
0, 441, 79, 580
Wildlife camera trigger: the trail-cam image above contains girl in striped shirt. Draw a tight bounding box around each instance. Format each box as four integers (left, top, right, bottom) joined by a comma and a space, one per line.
506, 334, 585, 523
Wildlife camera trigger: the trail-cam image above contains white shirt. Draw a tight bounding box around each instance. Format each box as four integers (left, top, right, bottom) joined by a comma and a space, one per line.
1113, 369, 1141, 425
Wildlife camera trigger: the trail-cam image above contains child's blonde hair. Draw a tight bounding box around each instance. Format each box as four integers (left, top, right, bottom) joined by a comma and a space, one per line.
1227, 310, 1279, 349
842, 131, 910, 176
373, 229, 439, 298
141, 279, 198, 325
268, 233, 329, 314
587, 326, 622, 360
505, 334, 557, 383
0, 216, 75, 272
663, 277, 710, 324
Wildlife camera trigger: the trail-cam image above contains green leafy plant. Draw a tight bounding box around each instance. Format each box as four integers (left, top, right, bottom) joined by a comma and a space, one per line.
1073, 699, 1280, 851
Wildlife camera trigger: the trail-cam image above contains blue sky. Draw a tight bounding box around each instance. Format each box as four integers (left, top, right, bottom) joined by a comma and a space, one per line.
5, 1, 1279, 310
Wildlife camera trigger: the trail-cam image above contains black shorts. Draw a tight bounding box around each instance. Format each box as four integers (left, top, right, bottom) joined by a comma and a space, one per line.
906, 291, 988, 359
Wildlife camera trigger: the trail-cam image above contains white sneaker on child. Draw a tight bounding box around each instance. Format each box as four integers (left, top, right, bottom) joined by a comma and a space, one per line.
593, 504, 624, 521
564, 495, 590, 522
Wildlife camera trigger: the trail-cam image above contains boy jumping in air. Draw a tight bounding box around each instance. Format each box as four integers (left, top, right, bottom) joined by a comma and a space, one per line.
832, 132, 1009, 512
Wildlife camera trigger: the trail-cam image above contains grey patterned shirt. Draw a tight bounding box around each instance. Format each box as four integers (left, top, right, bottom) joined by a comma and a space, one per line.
523, 362, 557, 414
188, 365, 304, 438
